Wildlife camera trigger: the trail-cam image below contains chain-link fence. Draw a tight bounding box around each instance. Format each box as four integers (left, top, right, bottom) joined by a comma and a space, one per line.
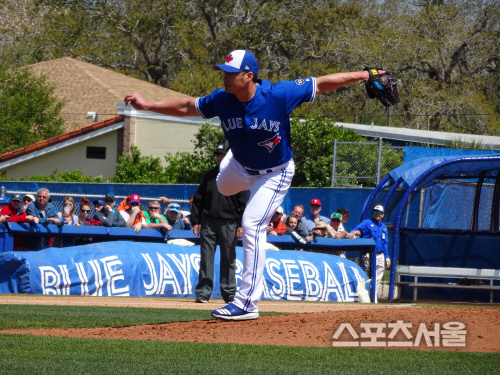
331, 138, 405, 188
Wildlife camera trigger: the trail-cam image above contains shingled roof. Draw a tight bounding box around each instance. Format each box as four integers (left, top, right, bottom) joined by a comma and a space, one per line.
26, 57, 189, 131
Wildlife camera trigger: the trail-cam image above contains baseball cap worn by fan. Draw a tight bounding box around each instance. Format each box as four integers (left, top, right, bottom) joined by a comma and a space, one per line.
23, 194, 35, 202
93, 199, 104, 206
275, 206, 284, 214
10, 194, 22, 202
331, 212, 342, 220
104, 193, 115, 201
168, 203, 181, 213
214, 50, 258, 75
310, 199, 321, 206
129, 194, 140, 204
214, 142, 229, 155
337, 207, 349, 216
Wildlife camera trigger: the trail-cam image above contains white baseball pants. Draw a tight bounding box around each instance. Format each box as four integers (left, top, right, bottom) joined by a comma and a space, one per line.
375, 252, 385, 304
217, 150, 294, 312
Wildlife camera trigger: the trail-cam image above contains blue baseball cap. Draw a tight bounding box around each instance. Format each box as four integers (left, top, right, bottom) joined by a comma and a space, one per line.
10, 194, 22, 202
214, 50, 258, 75
167, 203, 181, 213
0, 197, 9, 204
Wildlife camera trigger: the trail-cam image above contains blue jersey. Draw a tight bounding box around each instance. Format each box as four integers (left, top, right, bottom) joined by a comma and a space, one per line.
352, 218, 389, 258
195, 78, 316, 170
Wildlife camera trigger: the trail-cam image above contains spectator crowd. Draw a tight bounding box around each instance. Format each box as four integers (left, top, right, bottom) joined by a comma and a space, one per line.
0, 188, 390, 302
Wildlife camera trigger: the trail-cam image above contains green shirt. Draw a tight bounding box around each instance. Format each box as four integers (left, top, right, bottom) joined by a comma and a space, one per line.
143, 210, 167, 224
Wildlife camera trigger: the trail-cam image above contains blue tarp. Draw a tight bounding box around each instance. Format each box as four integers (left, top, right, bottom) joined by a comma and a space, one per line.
388, 154, 500, 190
0, 241, 370, 303
404, 147, 500, 164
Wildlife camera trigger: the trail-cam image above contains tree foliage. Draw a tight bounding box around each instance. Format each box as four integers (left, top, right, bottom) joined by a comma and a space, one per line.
113, 123, 225, 184
3, 0, 493, 134
113, 146, 166, 184
0, 67, 65, 154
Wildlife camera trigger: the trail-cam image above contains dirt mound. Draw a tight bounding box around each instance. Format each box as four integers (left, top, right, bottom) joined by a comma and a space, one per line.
1, 296, 498, 352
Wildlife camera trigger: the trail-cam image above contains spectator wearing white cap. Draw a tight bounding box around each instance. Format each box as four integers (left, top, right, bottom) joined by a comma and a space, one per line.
165, 203, 191, 230
266, 206, 287, 235
302, 199, 330, 232
347, 205, 390, 303
22, 194, 35, 212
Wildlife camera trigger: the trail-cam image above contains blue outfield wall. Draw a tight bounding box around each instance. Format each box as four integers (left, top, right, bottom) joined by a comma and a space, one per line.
0, 241, 371, 303
0, 182, 373, 232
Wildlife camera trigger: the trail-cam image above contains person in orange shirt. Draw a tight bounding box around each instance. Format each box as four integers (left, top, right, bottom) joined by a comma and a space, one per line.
118, 194, 146, 233
266, 206, 287, 236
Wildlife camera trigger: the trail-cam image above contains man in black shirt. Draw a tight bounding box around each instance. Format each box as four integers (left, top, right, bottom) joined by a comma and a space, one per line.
191, 143, 249, 303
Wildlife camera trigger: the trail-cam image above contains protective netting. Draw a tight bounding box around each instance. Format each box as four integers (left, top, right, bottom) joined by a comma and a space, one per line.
371, 178, 498, 231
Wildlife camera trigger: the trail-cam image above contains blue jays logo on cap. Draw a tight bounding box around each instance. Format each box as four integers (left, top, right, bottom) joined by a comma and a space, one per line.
258, 134, 281, 153
214, 50, 258, 75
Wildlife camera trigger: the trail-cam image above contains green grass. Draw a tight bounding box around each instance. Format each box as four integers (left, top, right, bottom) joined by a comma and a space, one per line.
0, 304, 278, 329
0, 303, 498, 374
0, 335, 498, 375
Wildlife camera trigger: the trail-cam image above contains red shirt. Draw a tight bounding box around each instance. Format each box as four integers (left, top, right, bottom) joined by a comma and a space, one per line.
1, 204, 28, 223
1, 204, 28, 250
269, 219, 287, 235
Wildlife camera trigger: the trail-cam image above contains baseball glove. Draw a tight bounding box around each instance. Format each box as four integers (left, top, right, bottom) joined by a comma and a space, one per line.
364, 66, 401, 107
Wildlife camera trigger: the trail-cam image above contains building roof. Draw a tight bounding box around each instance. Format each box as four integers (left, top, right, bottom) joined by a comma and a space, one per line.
26, 57, 189, 131
0, 115, 124, 166
335, 122, 500, 151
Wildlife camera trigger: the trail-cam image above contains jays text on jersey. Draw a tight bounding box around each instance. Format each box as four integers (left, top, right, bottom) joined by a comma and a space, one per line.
195, 78, 316, 170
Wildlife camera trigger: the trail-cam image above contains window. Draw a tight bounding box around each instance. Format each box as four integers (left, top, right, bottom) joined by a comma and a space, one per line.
86, 146, 106, 159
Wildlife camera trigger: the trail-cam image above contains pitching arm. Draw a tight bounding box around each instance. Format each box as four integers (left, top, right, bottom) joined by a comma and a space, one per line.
315, 70, 385, 95
124, 92, 200, 117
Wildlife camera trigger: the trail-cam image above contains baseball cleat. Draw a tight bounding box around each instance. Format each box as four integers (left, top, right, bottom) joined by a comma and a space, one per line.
211, 303, 259, 321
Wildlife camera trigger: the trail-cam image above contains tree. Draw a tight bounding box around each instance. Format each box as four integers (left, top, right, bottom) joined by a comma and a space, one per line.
0, 67, 64, 154
2, 0, 497, 135
376, 0, 500, 134
113, 146, 166, 183
291, 116, 364, 187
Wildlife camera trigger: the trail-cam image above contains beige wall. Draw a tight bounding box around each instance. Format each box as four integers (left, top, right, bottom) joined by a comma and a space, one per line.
5, 131, 118, 180
135, 118, 204, 165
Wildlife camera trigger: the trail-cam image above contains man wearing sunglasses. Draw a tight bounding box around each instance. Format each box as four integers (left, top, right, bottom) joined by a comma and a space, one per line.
21, 194, 35, 213
144, 200, 171, 233
25, 188, 61, 250
347, 205, 390, 303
